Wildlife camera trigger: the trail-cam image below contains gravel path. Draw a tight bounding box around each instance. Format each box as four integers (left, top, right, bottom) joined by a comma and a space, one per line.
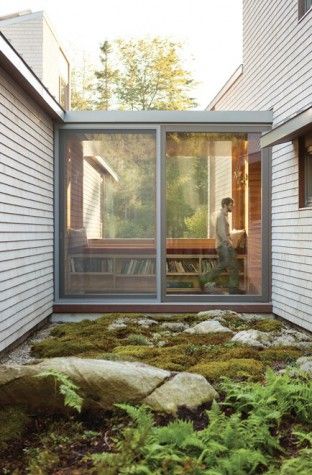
0, 323, 58, 365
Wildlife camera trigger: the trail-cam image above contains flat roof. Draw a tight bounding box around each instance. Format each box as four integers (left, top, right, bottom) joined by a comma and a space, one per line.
261, 105, 312, 147
64, 110, 273, 128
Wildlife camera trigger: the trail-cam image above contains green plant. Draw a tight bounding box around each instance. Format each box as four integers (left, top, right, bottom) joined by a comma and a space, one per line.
221, 368, 312, 424
36, 370, 83, 413
0, 407, 30, 450
126, 333, 150, 346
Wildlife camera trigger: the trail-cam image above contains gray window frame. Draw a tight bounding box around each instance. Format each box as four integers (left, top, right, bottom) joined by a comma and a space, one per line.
54, 112, 272, 305
298, 0, 312, 19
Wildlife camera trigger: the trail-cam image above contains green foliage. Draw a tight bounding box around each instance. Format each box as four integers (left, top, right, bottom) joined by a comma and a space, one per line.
220, 368, 312, 424
184, 205, 208, 238
24, 420, 99, 475
37, 370, 83, 413
95, 40, 119, 110
114, 38, 197, 111
24, 447, 60, 475
0, 407, 29, 450
91, 372, 312, 474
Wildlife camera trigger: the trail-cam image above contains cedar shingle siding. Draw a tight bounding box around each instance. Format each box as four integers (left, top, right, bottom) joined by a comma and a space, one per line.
209, 0, 312, 331
0, 65, 54, 352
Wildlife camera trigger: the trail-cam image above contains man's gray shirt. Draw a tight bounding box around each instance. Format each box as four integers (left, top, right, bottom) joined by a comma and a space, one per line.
215, 208, 232, 248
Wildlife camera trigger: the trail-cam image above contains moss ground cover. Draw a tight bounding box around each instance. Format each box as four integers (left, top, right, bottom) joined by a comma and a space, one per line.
1, 312, 312, 473
31, 313, 311, 382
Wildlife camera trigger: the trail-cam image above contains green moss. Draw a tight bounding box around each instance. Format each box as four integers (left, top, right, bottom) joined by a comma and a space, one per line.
189, 358, 265, 382
249, 319, 283, 332
113, 345, 160, 360
166, 332, 232, 347
222, 315, 249, 331
126, 334, 150, 346
0, 407, 30, 450
259, 347, 302, 363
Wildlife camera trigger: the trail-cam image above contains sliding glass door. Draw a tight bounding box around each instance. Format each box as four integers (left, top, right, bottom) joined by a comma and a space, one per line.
58, 125, 265, 301
165, 132, 262, 296
59, 129, 157, 297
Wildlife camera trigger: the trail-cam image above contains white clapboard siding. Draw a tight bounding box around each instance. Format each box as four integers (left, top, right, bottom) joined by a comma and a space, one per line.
210, 0, 312, 330
83, 160, 102, 239
0, 65, 54, 352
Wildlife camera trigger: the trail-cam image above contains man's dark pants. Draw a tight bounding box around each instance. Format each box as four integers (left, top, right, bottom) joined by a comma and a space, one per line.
205, 243, 239, 290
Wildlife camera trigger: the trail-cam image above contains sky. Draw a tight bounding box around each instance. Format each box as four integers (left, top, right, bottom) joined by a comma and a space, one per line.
0, 0, 243, 109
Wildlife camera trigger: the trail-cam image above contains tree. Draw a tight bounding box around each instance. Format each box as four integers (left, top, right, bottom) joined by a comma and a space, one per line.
71, 54, 97, 110
114, 38, 197, 110
95, 41, 119, 110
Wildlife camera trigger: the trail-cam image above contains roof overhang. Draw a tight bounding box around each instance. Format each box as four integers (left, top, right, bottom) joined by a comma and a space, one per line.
64, 110, 272, 130
261, 106, 312, 148
0, 31, 65, 121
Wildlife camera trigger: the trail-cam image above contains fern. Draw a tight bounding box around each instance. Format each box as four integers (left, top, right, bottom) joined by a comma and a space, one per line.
36, 369, 83, 413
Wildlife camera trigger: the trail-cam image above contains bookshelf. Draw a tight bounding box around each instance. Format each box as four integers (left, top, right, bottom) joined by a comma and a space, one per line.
68, 253, 156, 294
68, 251, 246, 294
166, 253, 247, 293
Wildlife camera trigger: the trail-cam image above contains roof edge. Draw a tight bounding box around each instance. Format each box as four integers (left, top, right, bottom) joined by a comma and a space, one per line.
206, 64, 244, 111
0, 31, 65, 121
261, 105, 312, 148
63, 110, 272, 128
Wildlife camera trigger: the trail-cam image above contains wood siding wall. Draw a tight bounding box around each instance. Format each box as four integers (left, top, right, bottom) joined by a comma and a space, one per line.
211, 0, 312, 330
0, 65, 54, 352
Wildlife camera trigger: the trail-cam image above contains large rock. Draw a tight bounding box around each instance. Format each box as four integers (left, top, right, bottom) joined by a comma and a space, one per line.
231, 330, 271, 348
232, 328, 312, 349
143, 372, 218, 415
185, 320, 233, 335
0, 358, 217, 415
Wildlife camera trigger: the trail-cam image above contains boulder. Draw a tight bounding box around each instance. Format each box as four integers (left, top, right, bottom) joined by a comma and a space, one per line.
185, 320, 233, 335
143, 372, 218, 415
231, 330, 271, 348
0, 357, 218, 415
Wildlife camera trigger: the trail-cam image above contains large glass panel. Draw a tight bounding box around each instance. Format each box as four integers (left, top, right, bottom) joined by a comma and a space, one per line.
166, 132, 262, 296
60, 129, 157, 297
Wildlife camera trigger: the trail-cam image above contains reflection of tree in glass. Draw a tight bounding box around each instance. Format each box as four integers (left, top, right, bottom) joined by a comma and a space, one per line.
95, 133, 156, 238
166, 156, 208, 238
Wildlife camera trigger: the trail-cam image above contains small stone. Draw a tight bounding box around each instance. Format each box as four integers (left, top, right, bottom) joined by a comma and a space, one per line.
296, 356, 312, 374
185, 320, 233, 335
197, 310, 240, 320
137, 319, 157, 327
239, 313, 275, 322
107, 323, 128, 331
160, 322, 188, 332
143, 372, 218, 415
283, 329, 312, 342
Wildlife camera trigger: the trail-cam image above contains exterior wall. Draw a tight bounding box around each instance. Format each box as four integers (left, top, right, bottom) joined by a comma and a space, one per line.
0, 14, 43, 80
42, 16, 70, 109
0, 65, 54, 352
210, 0, 312, 330
0, 12, 70, 109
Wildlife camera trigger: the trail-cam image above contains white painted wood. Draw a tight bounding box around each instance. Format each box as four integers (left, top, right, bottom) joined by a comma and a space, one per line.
0, 63, 54, 352
209, 0, 312, 330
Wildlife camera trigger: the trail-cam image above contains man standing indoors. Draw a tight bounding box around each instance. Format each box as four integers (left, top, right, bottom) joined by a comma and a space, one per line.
204, 197, 245, 295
